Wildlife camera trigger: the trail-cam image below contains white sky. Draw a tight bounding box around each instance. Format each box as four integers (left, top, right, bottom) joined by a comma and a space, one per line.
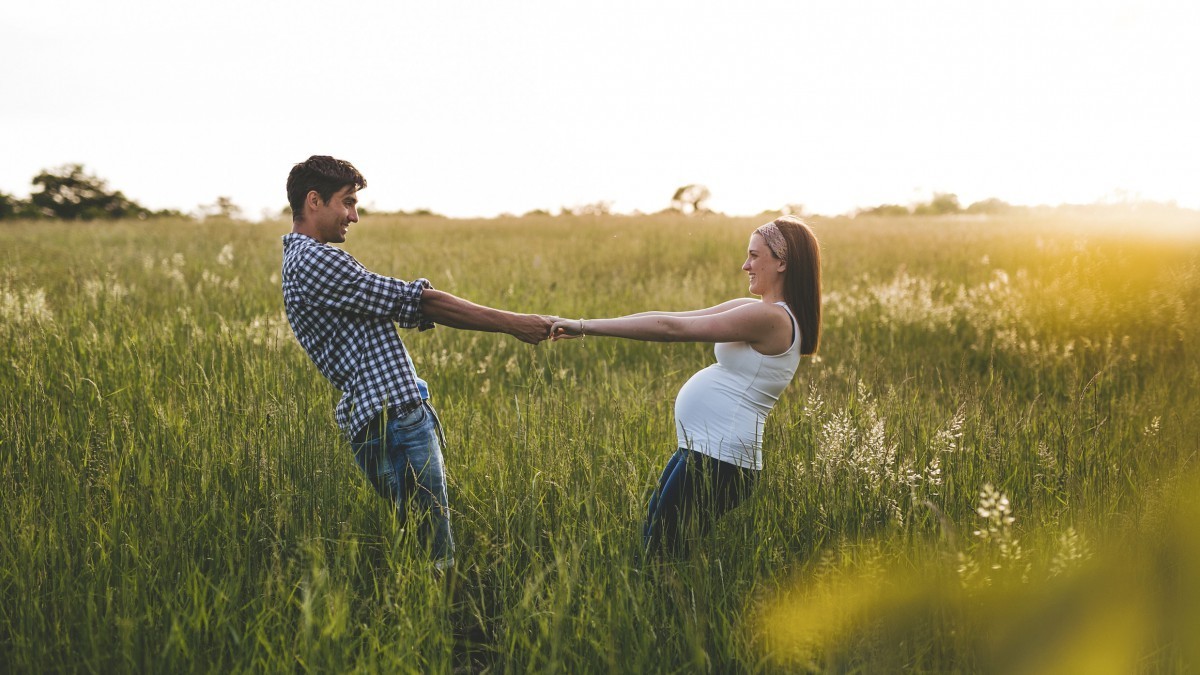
2, 0, 1197, 219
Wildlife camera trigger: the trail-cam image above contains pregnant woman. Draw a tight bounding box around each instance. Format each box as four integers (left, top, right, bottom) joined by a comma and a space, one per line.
552, 215, 822, 556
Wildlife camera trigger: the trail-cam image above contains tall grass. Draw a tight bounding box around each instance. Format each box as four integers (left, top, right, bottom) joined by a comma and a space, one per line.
1, 211, 1198, 672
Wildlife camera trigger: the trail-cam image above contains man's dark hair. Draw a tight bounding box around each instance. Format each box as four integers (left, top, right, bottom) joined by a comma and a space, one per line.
286, 156, 367, 222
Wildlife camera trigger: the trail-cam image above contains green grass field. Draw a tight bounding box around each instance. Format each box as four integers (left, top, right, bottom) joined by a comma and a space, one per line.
2, 210, 1199, 672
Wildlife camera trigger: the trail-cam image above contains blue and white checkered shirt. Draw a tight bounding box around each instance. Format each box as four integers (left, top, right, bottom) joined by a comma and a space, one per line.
281, 233, 434, 441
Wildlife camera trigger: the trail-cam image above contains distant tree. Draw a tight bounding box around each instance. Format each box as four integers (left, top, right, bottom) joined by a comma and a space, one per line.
523, 209, 553, 217
564, 201, 613, 217
856, 203, 911, 217
28, 162, 152, 218
150, 207, 189, 219
197, 196, 244, 221
404, 208, 444, 218
215, 196, 242, 219
965, 198, 1013, 214
670, 184, 711, 214
782, 203, 808, 217
0, 191, 27, 220
30, 164, 150, 220
913, 192, 962, 216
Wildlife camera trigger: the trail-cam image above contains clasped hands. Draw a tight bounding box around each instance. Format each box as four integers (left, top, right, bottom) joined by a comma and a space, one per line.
550, 318, 584, 340
515, 315, 583, 345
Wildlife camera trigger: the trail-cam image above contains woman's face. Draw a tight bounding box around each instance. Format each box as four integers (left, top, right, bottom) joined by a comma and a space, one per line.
743, 233, 786, 296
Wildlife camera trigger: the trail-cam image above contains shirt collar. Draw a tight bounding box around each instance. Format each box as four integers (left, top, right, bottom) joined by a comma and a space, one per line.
282, 232, 320, 247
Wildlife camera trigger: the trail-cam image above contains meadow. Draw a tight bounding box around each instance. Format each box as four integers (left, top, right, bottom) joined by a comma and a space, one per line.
1, 209, 1198, 672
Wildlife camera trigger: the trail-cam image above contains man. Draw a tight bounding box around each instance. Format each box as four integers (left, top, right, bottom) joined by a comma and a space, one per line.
281, 155, 553, 570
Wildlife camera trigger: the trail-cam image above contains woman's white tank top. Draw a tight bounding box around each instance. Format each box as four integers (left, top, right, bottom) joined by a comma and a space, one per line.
673, 301, 801, 470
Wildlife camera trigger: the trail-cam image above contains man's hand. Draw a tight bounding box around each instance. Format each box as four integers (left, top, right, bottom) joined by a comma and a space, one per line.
509, 314, 557, 345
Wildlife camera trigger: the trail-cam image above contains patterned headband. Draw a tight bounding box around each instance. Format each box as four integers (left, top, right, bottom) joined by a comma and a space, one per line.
754, 221, 788, 260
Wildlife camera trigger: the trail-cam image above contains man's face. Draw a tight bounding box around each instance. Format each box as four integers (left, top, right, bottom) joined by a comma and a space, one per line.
310, 185, 360, 244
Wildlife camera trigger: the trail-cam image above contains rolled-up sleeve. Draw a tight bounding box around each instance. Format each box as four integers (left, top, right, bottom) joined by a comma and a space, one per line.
393, 277, 435, 331
299, 246, 436, 330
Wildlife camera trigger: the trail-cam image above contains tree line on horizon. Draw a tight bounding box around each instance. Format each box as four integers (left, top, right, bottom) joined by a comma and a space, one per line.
0, 164, 240, 222
1, 165, 1190, 223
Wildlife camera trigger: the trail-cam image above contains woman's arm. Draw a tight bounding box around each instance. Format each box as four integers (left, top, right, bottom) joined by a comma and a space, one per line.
554, 301, 791, 348
623, 298, 758, 319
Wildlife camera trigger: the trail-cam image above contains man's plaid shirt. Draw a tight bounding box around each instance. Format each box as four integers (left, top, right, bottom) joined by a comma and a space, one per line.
281, 233, 434, 441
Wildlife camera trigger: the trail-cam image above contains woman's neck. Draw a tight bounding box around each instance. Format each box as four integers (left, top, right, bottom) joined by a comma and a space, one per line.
758, 289, 785, 304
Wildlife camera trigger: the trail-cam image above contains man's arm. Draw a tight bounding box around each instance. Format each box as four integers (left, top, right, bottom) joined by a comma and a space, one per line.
420, 289, 554, 344
296, 246, 431, 327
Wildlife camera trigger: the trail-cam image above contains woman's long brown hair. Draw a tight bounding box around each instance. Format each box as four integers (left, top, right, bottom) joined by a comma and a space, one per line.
772, 215, 822, 355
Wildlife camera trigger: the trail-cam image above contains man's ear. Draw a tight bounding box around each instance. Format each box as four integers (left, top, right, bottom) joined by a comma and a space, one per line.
306, 190, 323, 211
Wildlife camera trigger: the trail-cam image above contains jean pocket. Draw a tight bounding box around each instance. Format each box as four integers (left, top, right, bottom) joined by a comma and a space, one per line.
388, 404, 428, 431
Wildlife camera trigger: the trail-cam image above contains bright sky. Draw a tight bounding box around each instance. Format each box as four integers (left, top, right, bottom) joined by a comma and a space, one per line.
2, 1, 1197, 219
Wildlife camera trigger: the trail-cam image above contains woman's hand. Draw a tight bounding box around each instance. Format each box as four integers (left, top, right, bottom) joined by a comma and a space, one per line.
551, 318, 584, 340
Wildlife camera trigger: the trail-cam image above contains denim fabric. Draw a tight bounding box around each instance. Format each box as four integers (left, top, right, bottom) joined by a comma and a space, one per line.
643, 447, 757, 557
349, 402, 454, 569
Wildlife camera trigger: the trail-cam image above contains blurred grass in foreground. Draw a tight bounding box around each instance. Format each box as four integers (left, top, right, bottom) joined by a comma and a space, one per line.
759, 474, 1200, 672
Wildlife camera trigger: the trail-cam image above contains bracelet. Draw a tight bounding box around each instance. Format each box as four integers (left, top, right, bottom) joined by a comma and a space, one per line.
579, 318, 586, 337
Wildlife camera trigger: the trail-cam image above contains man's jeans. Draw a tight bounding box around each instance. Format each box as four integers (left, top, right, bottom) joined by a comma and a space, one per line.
350, 402, 454, 569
